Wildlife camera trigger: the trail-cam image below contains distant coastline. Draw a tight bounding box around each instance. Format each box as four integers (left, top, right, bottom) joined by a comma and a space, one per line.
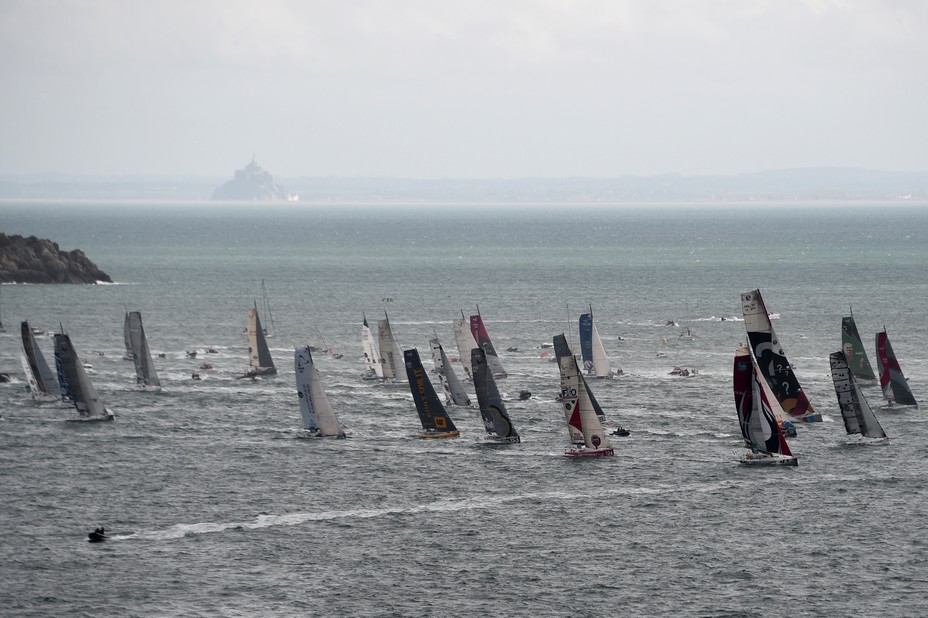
0, 167, 926, 202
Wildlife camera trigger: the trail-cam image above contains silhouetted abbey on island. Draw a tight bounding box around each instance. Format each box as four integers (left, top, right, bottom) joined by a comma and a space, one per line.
212, 157, 298, 201
0, 233, 112, 284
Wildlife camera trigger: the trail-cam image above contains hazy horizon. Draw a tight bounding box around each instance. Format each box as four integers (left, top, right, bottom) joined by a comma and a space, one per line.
2, 1, 927, 179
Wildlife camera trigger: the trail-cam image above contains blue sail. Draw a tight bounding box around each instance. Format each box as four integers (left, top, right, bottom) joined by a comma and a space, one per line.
579, 312, 594, 372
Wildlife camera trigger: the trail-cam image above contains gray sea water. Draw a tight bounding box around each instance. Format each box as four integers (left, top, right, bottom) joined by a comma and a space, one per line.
1, 201, 927, 617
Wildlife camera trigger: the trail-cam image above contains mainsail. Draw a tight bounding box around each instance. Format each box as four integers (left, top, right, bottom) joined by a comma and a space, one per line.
740, 289, 818, 422
378, 312, 406, 383
404, 348, 459, 438
579, 306, 614, 378
841, 312, 877, 381
53, 333, 113, 420
876, 330, 918, 407
295, 345, 346, 437
554, 334, 612, 455
361, 313, 384, 379
732, 347, 794, 462
243, 302, 276, 377
452, 312, 479, 380
829, 351, 887, 440
21, 320, 61, 399
122, 310, 133, 360
470, 307, 507, 378
471, 348, 519, 442
430, 337, 470, 406
127, 311, 161, 388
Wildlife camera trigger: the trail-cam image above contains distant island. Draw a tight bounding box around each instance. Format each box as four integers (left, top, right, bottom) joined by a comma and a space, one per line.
211, 157, 298, 201
0, 233, 112, 284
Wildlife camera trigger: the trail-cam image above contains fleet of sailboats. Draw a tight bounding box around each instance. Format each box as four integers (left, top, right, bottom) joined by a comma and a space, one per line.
294, 345, 346, 438
875, 329, 918, 407
404, 348, 460, 439
732, 347, 797, 466
829, 351, 888, 443
741, 289, 821, 422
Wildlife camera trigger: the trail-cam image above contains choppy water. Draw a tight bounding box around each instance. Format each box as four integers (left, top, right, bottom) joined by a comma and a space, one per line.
1, 201, 928, 616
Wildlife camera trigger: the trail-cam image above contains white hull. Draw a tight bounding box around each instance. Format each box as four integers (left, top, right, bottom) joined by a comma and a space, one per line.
738, 452, 798, 466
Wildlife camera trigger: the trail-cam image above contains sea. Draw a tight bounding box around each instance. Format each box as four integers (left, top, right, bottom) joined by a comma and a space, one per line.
1, 200, 927, 617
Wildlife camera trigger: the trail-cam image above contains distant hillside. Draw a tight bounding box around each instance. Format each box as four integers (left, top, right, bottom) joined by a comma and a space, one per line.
1, 168, 926, 202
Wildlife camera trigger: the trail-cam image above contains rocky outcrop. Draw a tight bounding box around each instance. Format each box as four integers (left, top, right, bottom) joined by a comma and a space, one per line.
212, 158, 296, 201
0, 233, 112, 284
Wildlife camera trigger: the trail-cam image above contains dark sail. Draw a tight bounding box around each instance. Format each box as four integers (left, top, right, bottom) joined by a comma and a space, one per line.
733, 347, 792, 456
830, 351, 887, 439
21, 321, 54, 395
471, 348, 519, 441
579, 311, 594, 372
876, 330, 918, 407
404, 348, 458, 435
841, 314, 876, 381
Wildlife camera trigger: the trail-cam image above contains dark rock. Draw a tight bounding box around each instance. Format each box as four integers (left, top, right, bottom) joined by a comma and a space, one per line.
0, 234, 112, 284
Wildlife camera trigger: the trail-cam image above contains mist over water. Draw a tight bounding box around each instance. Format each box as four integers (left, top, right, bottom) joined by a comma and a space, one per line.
1, 201, 927, 616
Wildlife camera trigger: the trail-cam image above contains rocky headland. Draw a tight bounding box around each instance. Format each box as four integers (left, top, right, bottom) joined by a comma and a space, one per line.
0, 233, 112, 284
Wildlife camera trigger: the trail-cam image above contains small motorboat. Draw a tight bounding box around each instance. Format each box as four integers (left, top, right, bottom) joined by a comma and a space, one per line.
88, 529, 108, 543
518, 390, 532, 400
611, 426, 630, 437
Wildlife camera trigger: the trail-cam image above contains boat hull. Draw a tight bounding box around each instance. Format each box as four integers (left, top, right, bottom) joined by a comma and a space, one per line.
565, 447, 615, 457
415, 430, 460, 440
484, 435, 521, 444
739, 453, 798, 466
87, 532, 107, 543
237, 367, 277, 380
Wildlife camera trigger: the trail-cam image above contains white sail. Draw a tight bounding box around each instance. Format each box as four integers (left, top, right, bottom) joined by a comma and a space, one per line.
559, 349, 611, 452
243, 304, 276, 376
54, 334, 113, 420
452, 316, 478, 380
295, 346, 345, 437
377, 313, 405, 383
21, 351, 42, 398
431, 337, 470, 406
128, 311, 161, 388
589, 319, 613, 377
361, 315, 384, 378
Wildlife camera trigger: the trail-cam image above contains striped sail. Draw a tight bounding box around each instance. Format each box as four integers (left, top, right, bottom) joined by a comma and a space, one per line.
404, 348, 458, 437
295, 346, 345, 437
740, 289, 817, 421
830, 351, 887, 439
361, 314, 383, 378
54, 334, 113, 420
452, 314, 478, 380
21, 320, 60, 399
470, 309, 506, 378
128, 311, 161, 388
732, 347, 792, 457
841, 314, 876, 381
876, 330, 918, 407
471, 348, 519, 442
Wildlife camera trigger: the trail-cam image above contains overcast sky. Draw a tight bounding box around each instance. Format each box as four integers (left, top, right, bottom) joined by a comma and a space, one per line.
1, 0, 926, 178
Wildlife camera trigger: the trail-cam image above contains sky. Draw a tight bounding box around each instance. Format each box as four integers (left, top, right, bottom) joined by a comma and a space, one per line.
1, 0, 926, 178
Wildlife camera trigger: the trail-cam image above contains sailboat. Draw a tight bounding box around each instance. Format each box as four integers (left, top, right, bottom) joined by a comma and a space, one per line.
554, 333, 627, 435
471, 348, 520, 443
377, 312, 407, 385
20, 320, 62, 401
122, 310, 133, 360
430, 337, 471, 406
740, 289, 820, 422
554, 334, 614, 456
260, 279, 276, 337
732, 347, 797, 466
53, 333, 114, 421
829, 351, 888, 442
126, 311, 161, 389
404, 348, 460, 439
294, 346, 346, 438
361, 313, 384, 380
579, 305, 617, 379
470, 306, 507, 379
875, 329, 918, 407
452, 311, 479, 380
238, 302, 277, 378
841, 309, 877, 382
